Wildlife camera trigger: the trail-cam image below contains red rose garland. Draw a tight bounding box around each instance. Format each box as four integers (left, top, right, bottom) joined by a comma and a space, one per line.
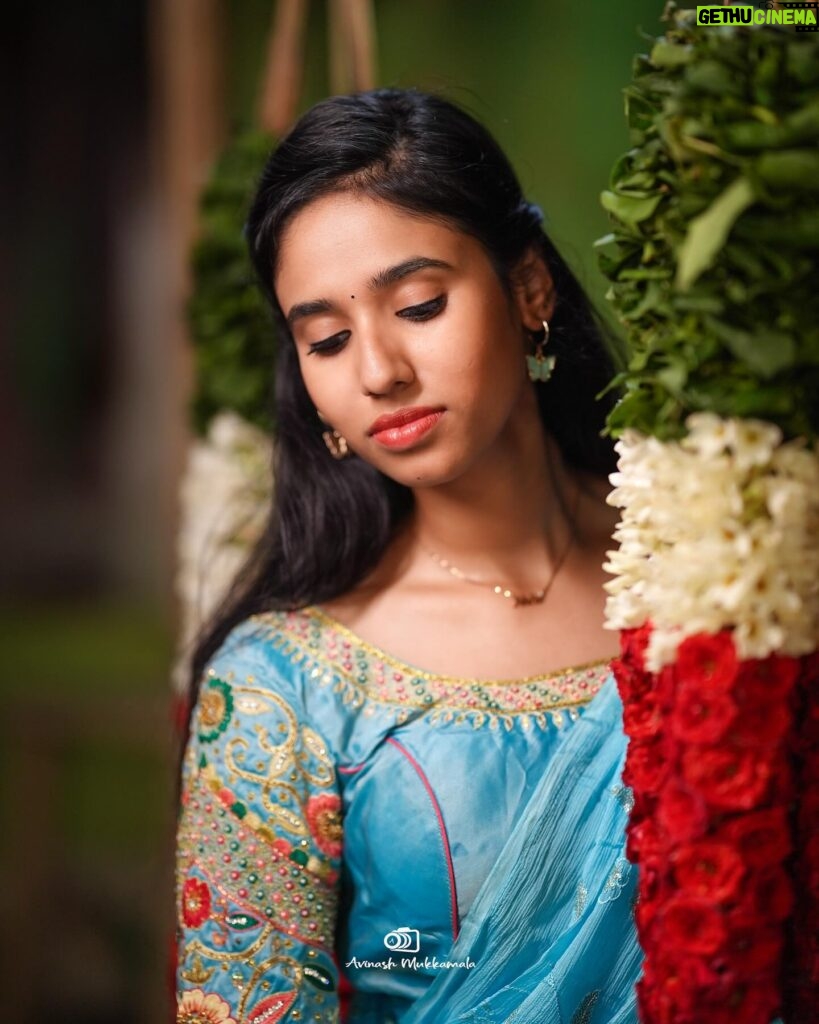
613, 625, 818, 1024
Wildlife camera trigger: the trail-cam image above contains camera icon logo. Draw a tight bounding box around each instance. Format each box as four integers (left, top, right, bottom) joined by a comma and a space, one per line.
384, 927, 420, 952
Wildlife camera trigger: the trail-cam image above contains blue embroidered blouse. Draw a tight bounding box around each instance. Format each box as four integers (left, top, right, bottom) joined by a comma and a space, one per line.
175, 605, 640, 1024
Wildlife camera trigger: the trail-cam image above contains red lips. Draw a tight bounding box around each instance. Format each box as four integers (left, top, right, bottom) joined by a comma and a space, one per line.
367, 406, 445, 436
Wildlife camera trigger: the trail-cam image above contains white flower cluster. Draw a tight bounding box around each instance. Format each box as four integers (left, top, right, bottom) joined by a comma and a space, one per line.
604, 413, 819, 671
172, 411, 273, 692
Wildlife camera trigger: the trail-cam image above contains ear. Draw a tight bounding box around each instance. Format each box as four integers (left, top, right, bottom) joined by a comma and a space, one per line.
510, 246, 556, 332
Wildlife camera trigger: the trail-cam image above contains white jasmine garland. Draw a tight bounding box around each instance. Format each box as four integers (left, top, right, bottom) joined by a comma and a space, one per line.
604, 413, 819, 671
171, 411, 273, 692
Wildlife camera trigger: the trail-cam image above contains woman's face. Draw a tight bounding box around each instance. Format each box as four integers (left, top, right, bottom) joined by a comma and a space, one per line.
274, 192, 550, 487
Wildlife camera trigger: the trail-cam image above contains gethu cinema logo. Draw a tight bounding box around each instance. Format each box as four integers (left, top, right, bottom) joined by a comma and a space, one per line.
697, 5, 818, 29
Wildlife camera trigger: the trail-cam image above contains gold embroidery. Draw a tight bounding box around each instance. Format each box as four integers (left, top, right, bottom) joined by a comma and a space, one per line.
177, 678, 341, 963
237, 953, 302, 1019
213, 684, 334, 836
307, 604, 610, 683
249, 608, 612, 729
180, 953, 214, 985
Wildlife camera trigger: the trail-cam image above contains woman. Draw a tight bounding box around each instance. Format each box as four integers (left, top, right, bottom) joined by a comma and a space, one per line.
175, 88, 642, 1024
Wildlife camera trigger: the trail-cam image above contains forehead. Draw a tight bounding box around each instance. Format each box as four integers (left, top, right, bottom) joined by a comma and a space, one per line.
274, 192, 475, 299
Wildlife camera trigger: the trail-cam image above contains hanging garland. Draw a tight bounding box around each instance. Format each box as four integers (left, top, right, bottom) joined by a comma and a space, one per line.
596, 3, 819, 442
598, 6, 819, 1023
186, 129, 279, 437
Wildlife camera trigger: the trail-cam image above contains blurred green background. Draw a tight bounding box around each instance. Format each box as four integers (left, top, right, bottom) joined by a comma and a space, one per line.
1, 1, 662, 1021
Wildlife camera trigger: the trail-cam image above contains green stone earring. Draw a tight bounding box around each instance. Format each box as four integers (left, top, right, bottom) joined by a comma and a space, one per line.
526, 320, 556, 383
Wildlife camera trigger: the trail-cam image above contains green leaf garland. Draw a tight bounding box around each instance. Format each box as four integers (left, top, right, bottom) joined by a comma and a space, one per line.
598, 4, 819, 442
187, 130, 278, 436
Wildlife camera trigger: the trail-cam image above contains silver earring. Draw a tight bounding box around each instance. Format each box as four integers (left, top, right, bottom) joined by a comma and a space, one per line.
526, 320, 556, 383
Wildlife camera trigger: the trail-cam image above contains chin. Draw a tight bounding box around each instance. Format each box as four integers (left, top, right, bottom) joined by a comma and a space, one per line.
377, 447, 472, 489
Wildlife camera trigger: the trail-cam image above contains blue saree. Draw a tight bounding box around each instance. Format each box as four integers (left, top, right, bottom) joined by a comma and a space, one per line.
175, 606, 641, 1024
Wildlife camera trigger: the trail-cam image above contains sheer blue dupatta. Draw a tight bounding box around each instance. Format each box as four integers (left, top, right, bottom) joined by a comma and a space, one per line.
403, 674, 643, 1024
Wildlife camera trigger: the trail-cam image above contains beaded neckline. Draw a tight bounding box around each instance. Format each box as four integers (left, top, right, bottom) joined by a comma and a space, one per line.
303, 603, 614, 687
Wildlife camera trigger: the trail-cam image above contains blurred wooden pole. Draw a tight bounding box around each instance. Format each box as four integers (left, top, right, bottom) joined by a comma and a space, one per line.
345, 0, 377, 90
145, 2, 225, 1018
259, 0, 309, 135
148, 0, 225, 619
329, 0, 377, 94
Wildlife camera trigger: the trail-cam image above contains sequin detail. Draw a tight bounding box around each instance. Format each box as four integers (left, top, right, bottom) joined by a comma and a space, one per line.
198, 678, 235, 743
176, 669, 343, 1024
570, 990, 600, 1024
574, 880, 589, 920
599, 858, 631, 905
252, 608, 612, 730
177, 680, 339, 950
610, 783, 635, 813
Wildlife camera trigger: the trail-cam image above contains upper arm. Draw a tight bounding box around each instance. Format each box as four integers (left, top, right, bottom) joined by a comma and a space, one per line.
175, 623, 342, 1022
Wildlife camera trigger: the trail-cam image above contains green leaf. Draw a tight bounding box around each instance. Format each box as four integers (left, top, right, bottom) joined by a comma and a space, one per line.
650, 41, 695, 69
675, 176, 756, 291
600, 190, 663, 229
706, 318, 797, 378
755, 150, 819, 191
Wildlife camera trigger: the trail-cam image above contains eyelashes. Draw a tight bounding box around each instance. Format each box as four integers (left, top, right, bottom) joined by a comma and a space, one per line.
307, 294, 447, 356
396, 294, 447, 322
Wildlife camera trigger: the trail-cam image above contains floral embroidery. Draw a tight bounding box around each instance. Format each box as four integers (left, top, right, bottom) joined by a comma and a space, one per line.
252, 607, 612, 730
182, 876, 212, 928
177, 988, 237, 1024
198, 678, 234, 742
305, 794, 343, 858
179, 757, 339, 951
177, 680, 341, 955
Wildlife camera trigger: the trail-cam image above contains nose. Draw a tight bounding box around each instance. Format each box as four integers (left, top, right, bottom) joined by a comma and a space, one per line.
356, 320, 415, 397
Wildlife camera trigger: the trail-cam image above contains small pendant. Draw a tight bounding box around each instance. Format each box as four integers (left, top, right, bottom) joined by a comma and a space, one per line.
512, 591, 546, 608
526, 353, 556, 383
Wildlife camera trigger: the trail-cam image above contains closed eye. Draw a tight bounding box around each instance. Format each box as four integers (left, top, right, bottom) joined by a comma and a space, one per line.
397, 294, 447, 321
307, 329, 351, 356
306, 294, 446, 356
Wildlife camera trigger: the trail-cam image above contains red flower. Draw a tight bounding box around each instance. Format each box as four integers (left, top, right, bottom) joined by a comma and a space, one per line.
623, 690, 664, 740
613, 659, 655, 706
660, 894, 727, 955
672, 687, 737, 744
672, 840, 745, 903
620, 623, 653, 672
657, 781, 709, 843
735, 655, 799, 703
724, 908, 784, 975
676, 631, 739, 692
727, 699, 793, 749
681, 745, 771, 811
716, 808, 791, 870
623, 736, 669, 792
182, 876, 212, 929
305, 793, 343, 858
751, 865, 794, 922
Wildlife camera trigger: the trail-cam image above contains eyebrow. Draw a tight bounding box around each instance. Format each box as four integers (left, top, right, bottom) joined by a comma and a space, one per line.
284, 256, 454, 329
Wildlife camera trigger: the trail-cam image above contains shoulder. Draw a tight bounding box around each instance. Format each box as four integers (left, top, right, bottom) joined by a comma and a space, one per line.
192, 605, 356, 744
186, 607, 342, 788
202, 607, 317, 692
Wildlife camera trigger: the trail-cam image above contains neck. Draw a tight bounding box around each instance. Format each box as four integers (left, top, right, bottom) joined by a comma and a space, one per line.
406, 388, 580, 588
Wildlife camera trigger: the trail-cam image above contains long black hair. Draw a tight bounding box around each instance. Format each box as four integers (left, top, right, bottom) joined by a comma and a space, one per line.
184, 87, 622, 727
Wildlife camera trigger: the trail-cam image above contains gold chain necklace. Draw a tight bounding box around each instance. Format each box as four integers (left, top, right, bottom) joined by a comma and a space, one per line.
422, 483, 582, 608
